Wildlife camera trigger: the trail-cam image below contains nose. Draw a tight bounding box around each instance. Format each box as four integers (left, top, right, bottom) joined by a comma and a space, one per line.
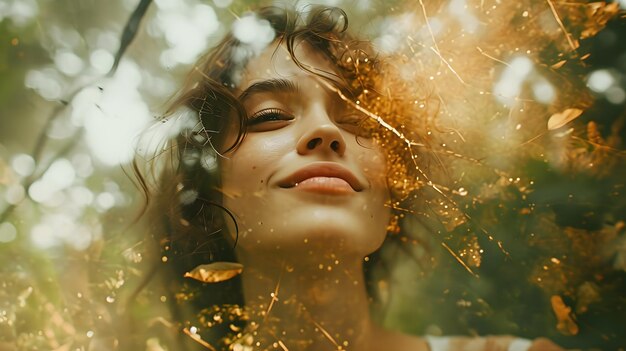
296, 121, 346, 157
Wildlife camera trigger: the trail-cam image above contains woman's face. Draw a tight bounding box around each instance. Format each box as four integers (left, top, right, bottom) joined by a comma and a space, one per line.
220, 42, 390, 262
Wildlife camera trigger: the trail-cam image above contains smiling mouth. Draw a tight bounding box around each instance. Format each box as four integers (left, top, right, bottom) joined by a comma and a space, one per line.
278, 162, 364, 194
291, 176, 354, 194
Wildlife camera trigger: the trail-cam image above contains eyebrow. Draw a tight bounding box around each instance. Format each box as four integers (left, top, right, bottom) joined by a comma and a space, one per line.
238, 78, 299, 101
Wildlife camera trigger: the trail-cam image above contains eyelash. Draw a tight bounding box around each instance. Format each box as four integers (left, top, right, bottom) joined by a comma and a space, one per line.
336, 114, 365, 125
247, 108, 294, 126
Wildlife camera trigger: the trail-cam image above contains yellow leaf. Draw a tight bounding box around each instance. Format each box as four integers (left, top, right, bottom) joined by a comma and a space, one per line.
550, 295, 579, 336
550, 60, 566, 69
184, 262, 243, 283
547, 108, 583, 130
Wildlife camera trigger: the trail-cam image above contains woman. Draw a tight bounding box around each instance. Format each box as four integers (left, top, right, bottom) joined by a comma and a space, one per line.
142, 5, 563, 351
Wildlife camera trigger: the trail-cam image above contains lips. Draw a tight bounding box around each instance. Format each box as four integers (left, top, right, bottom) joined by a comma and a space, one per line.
278, 162, 364, 192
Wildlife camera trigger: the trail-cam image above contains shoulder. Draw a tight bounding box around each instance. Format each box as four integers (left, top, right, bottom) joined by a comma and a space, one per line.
424, 336, 564, 351
369, 326, 430, 351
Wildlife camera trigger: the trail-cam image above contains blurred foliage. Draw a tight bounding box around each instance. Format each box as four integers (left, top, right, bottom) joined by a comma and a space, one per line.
1, 0, 625, 350
376, 10, 626, 348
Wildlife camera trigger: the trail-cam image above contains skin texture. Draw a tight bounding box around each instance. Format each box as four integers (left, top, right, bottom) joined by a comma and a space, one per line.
214, 41, 564, 351
220, 43, 391, 261
218, 42, 414, 351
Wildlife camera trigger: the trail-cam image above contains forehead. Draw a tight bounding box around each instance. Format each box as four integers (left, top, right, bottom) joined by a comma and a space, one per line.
238, 42, 336, 91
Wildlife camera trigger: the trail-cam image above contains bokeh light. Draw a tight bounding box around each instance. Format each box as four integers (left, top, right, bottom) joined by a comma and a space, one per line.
1, 1, 625, 350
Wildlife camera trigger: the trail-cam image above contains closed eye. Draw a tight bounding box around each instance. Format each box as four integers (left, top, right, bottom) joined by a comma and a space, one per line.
335, 113, 372, 137
336, 113, 365, 126
247, 108, 295, 132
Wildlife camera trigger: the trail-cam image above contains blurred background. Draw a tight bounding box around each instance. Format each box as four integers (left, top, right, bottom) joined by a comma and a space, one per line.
1, 0, 625, 350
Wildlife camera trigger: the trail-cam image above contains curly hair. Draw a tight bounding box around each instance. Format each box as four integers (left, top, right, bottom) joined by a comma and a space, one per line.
135, 5, 384, 347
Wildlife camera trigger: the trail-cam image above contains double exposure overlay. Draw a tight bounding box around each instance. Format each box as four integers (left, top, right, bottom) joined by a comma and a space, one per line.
1, 0, 625, 350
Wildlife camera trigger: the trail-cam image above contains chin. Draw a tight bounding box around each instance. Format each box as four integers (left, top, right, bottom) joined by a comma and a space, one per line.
237, 206, 388, 260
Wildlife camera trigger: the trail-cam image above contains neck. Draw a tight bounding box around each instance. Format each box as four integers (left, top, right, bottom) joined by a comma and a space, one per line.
236, 248, 376, 351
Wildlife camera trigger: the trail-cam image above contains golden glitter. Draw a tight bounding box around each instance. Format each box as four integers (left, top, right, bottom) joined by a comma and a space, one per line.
127, 2, 624, 349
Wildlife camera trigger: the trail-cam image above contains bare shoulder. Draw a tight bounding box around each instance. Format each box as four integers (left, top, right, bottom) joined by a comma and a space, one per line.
369, 326, 430, 351
527, 338, 565, 351
424, 335, 564, 351
368, 326, 564, 351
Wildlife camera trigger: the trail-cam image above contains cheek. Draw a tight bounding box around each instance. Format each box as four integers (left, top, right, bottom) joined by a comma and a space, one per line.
219, 135, 294, 237
357, 146, 389, 194
221, 136, 290, 191
357, 147, 392, 248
